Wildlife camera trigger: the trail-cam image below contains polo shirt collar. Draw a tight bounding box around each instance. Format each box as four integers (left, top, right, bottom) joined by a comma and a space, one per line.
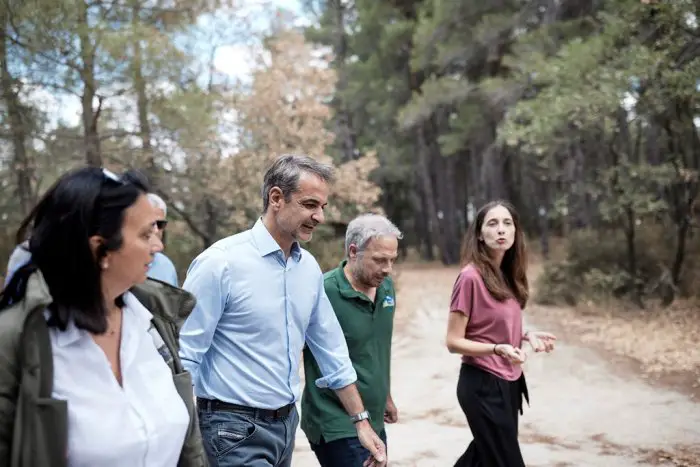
334, 259, 375, 302
251, 217, 302, 261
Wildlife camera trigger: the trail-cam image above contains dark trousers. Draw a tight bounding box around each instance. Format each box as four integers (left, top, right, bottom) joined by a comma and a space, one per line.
454, 364, 529, 467
310, 430, 387, 467
198, 400, 298, 467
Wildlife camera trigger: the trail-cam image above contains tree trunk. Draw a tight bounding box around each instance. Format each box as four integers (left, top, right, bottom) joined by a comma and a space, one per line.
0, 17, 34, 215
330, 0, 357, 162
668, 100, 700, 286
434, 150, 461, 264
78, 0, 102, 166
671, 216, 689, 285
416, 125, 449, 264
624, 205, 644, 308
415, 185, 434, 261
204, 198, 218, 248
133, 2, 155, 180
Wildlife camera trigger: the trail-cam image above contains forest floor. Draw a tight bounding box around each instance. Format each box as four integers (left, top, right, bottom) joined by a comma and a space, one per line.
292, 260, 700, 467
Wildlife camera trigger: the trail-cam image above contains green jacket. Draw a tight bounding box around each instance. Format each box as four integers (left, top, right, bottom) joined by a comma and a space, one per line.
0, 271, 208, 467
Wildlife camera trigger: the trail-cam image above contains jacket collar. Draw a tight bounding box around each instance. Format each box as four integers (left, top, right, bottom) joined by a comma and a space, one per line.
22, 269, 54, 313
130, 278, 196, 328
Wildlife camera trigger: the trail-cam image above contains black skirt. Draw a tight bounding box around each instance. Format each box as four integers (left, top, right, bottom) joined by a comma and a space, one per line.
454, 363, 530, 467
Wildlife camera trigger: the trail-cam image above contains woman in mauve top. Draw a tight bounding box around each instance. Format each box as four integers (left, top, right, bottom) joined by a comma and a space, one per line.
445, 200, 557, 467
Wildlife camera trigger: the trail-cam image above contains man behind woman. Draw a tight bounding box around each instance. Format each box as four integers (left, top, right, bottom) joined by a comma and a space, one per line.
0, 167, 206, 466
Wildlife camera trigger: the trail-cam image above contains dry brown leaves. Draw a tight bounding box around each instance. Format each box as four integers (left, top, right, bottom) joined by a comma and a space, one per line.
529, 298, 700, 391
223, 29, 382, 229
526, 252, 700, 393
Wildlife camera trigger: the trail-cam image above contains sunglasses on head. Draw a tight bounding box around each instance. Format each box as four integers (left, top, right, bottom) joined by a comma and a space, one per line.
155, 220, 168, 230
102, 168, 123, 183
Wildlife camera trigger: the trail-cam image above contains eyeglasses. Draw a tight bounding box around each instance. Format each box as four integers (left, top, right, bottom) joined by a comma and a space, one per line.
155, 220, 168, 230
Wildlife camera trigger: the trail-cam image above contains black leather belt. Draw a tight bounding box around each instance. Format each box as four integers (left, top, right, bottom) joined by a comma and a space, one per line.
196, 397, 295, 420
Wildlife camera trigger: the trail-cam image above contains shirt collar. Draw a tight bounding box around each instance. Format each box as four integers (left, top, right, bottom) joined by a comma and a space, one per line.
251, 217, 302, 262
51, 291, 153, 348
334, 259, 392, 302
51, 311, 82, 348
334, 259, 370, 301
122, 291, 154, 329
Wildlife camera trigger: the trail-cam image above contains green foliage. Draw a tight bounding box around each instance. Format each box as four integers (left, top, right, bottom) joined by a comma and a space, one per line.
499, 0, 698, 154
397, 75, 473, 130
536, 225, 700, 306
300, 0, 700, 276
594, 161, 676, 225
405, 0, 523, 152
303, 226, 347, 273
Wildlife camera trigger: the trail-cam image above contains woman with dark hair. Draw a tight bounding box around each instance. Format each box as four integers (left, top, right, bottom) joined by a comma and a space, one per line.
3, 169, 157, 285
445, 200, 557, 467
0, 167, 206, 467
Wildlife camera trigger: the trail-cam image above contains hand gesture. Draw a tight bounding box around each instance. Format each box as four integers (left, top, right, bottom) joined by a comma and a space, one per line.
355, 421, 387, 467
495, 344, 527, 364
525, 331, 557, 353
384, 397, 398, 424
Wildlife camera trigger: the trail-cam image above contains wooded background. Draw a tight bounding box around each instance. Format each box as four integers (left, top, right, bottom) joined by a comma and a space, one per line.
1, 0, 698, 308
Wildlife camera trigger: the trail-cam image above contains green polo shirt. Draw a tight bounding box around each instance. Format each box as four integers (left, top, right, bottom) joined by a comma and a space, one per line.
300, 260, 396, 443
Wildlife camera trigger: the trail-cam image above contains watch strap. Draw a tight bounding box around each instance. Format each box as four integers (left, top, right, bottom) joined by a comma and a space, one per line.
350, 410, 370, 424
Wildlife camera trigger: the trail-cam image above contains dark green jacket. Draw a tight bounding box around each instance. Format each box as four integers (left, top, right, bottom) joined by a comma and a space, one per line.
0, 271, 208, 467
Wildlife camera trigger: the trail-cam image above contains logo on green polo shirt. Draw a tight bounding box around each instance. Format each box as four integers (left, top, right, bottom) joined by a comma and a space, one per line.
382, 296, 395, 309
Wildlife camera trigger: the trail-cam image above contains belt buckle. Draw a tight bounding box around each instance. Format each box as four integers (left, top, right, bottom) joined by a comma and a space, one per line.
273, 405, 289, 418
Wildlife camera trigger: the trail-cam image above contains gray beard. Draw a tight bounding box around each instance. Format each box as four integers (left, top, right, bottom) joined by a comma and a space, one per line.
350, 264, 373, 289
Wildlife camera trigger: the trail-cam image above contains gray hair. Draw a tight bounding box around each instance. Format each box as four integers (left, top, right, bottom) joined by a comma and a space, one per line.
261, 154, 335, 212
147, 193, 167, 216
345, 213, 403, 256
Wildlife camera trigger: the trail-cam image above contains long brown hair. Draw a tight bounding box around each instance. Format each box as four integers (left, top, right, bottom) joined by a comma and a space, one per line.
460, 200, 529, 308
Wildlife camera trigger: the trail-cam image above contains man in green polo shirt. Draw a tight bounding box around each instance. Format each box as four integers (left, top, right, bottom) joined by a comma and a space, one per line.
301, 213, 402, 467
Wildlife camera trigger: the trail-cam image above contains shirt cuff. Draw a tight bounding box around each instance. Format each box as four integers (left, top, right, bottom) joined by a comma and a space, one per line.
314, 365, 357, 390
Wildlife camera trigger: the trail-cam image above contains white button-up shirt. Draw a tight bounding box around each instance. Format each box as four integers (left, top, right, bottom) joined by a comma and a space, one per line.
49, 292, 190, 467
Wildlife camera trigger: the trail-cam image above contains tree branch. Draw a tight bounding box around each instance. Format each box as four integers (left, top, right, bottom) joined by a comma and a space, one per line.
157, 190, 210, 243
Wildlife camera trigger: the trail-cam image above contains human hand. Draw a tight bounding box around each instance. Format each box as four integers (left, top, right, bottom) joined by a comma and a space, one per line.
525, 331, 557, 353
384, 397, 398, 424
494, 344, 527, 364
355, 421, 387, 467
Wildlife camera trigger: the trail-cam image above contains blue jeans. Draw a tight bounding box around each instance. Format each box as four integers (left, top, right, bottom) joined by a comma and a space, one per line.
198, 405, 298, 467
310, 430, 387, 467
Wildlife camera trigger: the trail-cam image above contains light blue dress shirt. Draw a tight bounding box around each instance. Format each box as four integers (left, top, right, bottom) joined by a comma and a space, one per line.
179, 218, 357, 410
5, 242, 31, 283
147, 252, 179, 287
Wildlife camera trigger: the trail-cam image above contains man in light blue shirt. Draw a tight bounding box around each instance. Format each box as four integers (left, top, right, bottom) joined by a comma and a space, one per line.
148, 252, 178, 286
4, 241, 31, 285
179, 154, 387, 467
146, 193, 178, 286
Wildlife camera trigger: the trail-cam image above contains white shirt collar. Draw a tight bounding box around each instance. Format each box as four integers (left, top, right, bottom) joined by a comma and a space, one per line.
51, 292, 153, 348
122, 291, 153, 328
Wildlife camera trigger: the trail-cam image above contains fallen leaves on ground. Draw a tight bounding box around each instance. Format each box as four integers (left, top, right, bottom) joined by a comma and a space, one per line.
528, 298, 700, 394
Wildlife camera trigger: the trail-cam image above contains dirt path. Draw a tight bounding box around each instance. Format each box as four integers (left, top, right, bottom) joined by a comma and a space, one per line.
292, 264, 700, 466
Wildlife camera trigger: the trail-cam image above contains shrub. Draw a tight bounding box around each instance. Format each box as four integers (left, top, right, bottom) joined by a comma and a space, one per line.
535, 225, 700, 306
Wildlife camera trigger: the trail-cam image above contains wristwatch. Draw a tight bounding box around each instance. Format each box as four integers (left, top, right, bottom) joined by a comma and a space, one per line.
350, 410, 370, 424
